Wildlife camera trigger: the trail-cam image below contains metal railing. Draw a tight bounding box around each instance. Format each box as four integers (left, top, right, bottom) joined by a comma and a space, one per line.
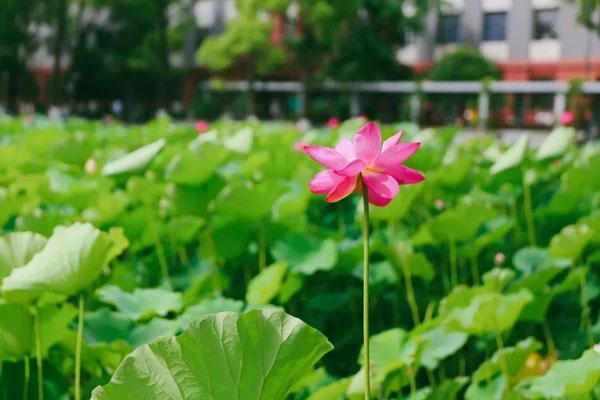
199, 80, 600, 127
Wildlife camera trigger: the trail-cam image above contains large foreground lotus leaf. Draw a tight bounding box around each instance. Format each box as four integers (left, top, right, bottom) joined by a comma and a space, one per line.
0, 231, 47, 282
97, 285, 183, 321
1, 223, 128, 303
518, 349, 600, 399
443, 290, 533, 335
102, 139, 166, 176
91, 310, 333, 400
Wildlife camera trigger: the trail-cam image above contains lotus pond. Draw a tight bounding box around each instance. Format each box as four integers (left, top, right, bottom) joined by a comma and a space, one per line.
0, 116, 599, 400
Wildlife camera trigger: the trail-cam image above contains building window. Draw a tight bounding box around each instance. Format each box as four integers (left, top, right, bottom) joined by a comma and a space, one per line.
533, 9, 558, 39
483, 12, 507, 41
437, 14, 459, 44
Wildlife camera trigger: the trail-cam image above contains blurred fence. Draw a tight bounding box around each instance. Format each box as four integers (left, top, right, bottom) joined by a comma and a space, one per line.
199, 80, 600, 128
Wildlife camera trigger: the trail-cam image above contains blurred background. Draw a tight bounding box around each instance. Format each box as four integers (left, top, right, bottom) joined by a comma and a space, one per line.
1, 0, 600, 132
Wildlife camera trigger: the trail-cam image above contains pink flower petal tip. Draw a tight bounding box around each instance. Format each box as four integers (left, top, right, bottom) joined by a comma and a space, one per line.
302, 122, 424, 206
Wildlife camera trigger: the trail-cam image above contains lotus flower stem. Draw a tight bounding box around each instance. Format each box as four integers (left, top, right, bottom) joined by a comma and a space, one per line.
33, 309, 44, 400
522, 169, 537, 246
23, 355, 30, 400
360, 176, 371, 400
75, 294, 84, 400
578, 269, 593, 347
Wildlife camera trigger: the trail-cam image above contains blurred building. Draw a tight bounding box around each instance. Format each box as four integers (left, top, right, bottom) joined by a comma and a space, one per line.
398, 0, 600, 80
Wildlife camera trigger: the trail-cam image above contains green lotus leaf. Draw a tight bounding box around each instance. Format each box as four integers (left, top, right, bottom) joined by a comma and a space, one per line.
519, 349, 600, 399
419, 327, 468, 370
1, 223, 128, 303
91, 310, 333, 400
246, 262, 287, 305
0, 303, 32, 361
548, 223, 594, 262
410, 377, 468, 400
165, 142, 227, 185
443, 290, 533, 335
177, 298, 244, 330
491, 135, 529, 175
535, 127, 575, 161
471, 337, 541, 384
272, 235, 337, 275
0, 231, 47, 282
102, 139, 166, 176
97, 285, 183, 321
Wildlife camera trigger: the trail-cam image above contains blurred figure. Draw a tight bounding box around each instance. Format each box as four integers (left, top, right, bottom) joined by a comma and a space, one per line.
112, 99, 123, 118
583, 110, 595, 142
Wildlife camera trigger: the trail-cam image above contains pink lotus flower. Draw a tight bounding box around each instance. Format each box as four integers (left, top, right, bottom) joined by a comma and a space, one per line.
195, 120, 209, 133
303, 122, 424, 206
327, 117, 341, 129
560, 111, 575, 126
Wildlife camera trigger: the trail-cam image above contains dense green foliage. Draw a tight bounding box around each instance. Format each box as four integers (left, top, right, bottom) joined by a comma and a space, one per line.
428, 47, 500, 81
0, 116, 599, 399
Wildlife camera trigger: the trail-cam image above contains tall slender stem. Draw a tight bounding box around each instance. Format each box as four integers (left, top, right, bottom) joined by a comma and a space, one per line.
23, 355, 30, 400
542, 318, 555, 354
449, 238, 458, 288
204, 227, 222, 294
522, 169, 537, 246
470, 253, 481, 286
400, 249, 420, 326
155, 238, 171, 289
258, 224, 266, 273
75, 294, 84, 400
495, 329, 511, 392
360, 177, 371, 400
33, 309, 44, 400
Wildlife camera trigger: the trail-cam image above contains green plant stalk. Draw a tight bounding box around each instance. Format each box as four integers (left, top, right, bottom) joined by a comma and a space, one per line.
361, 177, 371, 400
155, 238, 171, 289
494, 329, 511, 393
470, 253, 481, 286
258, 224, 266, 273
449, 238, 458, 288
75, 294, 84, 400
400, 250, 420, 326
33, 309, 44, 400
522, 169, 537, 246
204, 228, 222, 294
542, 318, 555, 354
23, 355, 30, 400
511, 196, 523, 244
578, 269, 593, 346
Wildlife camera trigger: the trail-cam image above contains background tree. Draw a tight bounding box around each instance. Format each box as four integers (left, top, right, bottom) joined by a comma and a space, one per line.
0, 0, 41, 111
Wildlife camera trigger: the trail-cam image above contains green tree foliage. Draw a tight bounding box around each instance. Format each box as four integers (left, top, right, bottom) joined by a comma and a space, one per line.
570, 0, 600, 31
293, 0, 430, 80
428, 47, 500, 81
197, 0, 287, 78
198, 0, 432, 81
